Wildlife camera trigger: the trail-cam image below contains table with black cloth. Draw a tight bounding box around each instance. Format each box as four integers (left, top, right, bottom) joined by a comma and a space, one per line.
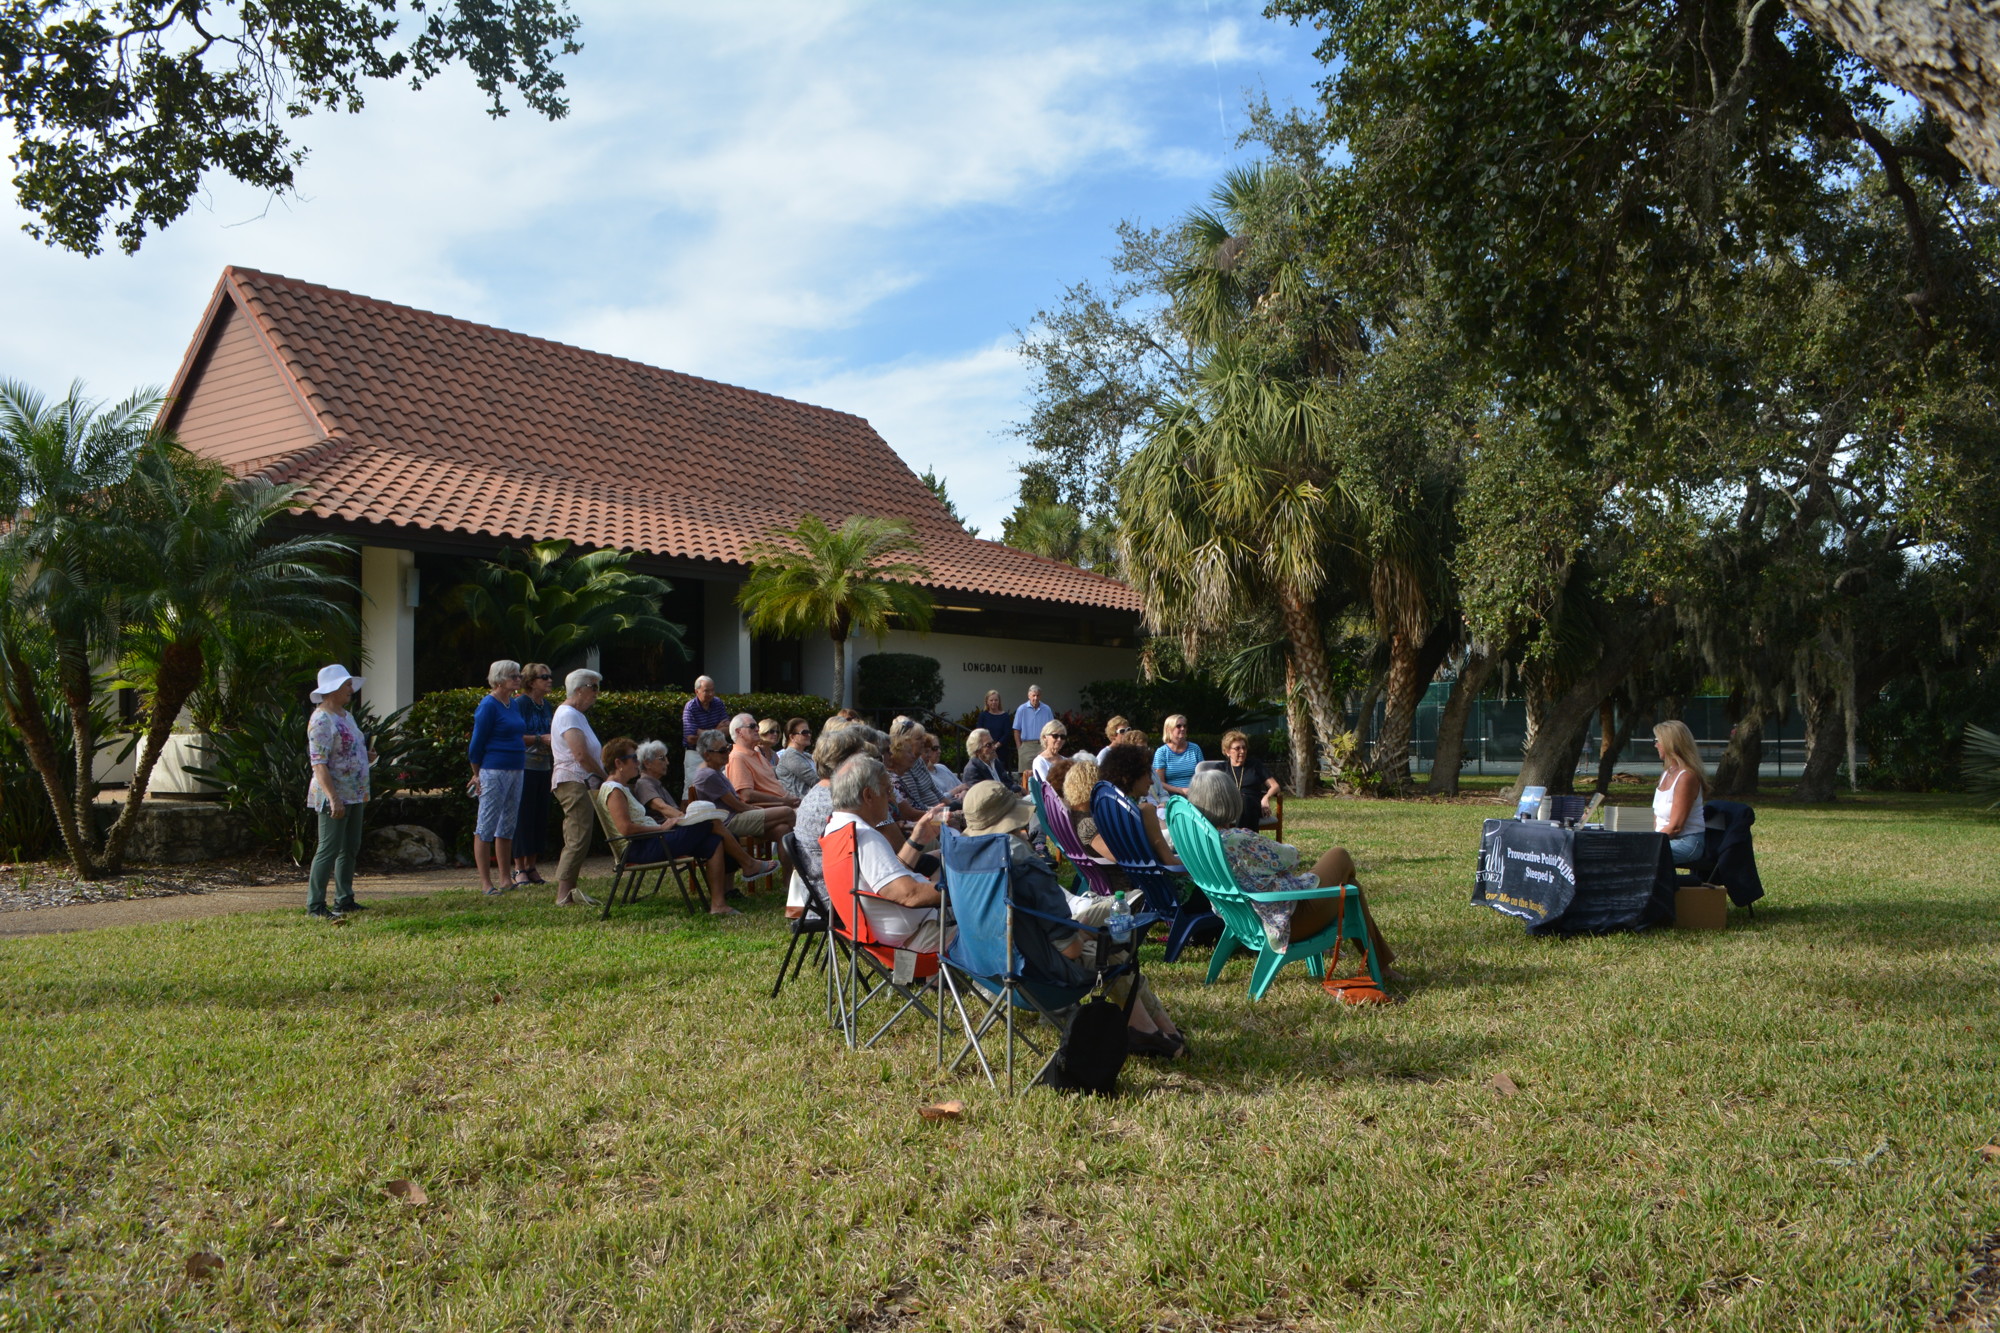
1472, 818, 1677, 934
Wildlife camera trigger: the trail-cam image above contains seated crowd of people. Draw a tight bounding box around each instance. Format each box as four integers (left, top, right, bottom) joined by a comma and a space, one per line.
462, 661, 1397, 1052
774, 710, 1401, 1059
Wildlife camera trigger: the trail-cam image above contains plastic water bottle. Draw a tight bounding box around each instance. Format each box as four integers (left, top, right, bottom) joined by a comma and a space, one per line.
1107, 891, 1133, 945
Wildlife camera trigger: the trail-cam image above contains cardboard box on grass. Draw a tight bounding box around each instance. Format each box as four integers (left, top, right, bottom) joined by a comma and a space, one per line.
1675, 885, 1728, 930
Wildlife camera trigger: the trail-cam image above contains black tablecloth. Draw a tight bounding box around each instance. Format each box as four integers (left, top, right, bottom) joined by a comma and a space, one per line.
1473, 818, 1676, 934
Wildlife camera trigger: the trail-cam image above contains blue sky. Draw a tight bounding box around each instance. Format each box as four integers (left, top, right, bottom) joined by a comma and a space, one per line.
0, 1, 1325, 535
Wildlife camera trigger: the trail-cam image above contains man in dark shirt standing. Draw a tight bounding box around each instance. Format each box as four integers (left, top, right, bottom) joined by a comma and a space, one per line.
681, 675, 730, 793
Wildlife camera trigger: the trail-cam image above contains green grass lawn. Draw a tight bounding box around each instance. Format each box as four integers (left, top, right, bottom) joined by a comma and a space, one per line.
2, 792, 1996, 1331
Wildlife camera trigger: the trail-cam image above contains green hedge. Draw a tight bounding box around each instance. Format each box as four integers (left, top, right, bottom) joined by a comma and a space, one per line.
856, 653, 943, 713
402, 688, 841, 790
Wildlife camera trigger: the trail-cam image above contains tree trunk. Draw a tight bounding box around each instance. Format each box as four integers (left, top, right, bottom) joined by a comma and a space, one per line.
1792, 687, 1845, 802
1594, 694, 1640, 795
1549, 716, 1593, 796
1372, 616, 1458, 794
101, 640, 206, 873
1284, 658, 1318, 798
1426, 644, 1495, 796
54, 641, 100, 866
1275, 583, 1348, 784
1788, 1, 2000, 186
1712, 711, 1767, 798
830, 631, 847, 709
1, 642, 103, 876
1511, 606, 1663, 798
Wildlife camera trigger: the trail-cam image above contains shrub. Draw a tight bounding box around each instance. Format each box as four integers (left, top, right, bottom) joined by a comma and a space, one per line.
403, 688, 840, 779
188, 688, 414, 864
855, 653, 943, 713
1078, 672, 1248, 735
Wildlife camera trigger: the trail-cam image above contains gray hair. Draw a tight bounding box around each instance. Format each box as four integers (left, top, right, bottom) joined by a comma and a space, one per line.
694, 675, 715, 690
831, 755, 890, 811
635, 739, 671, 768
488, 659, 521, 688
697, 727, 730, 757
730, 712, 757, 734
1186, 769, 1242, 827
814, 725, 880, 781
890, 715, 919, 738
967, 727, 993, 751
565, 667, 602, 695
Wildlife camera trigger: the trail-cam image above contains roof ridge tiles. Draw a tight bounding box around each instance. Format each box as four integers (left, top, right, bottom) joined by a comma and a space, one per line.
224, 265, 878, 428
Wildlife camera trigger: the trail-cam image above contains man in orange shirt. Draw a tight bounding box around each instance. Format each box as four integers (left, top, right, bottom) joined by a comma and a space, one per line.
726, 713, 800, 811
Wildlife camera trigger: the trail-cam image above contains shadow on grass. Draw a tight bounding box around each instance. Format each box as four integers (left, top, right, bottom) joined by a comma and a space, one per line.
1721, 898, 2000, 951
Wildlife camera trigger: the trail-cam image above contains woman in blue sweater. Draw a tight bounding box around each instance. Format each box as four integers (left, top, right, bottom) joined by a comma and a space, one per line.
468, 660, 528, 894
511, 663, 556, 884
1152, 713, 1204, 798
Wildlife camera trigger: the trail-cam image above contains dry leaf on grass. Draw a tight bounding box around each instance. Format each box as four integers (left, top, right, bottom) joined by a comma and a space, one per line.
1490, 1073, 1520, 1098
184, 1252, 224, 1281
1976, 1144, 2000, 1162
492, 993, 502, 1005
917, 1100, 964, 1121
384, 1179, 428, 1205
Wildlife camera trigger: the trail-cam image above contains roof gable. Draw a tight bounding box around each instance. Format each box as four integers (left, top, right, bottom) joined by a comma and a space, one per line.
167, 267, 1138, 614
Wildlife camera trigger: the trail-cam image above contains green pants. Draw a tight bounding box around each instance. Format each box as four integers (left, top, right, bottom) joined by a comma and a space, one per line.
308, 803, 367, 910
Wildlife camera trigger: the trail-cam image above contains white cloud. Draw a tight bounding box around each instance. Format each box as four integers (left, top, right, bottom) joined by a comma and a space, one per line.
785, 341, 1031, 537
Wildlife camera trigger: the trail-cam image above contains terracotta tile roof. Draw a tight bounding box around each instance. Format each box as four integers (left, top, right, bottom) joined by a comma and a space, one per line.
168, 267, 1140, 614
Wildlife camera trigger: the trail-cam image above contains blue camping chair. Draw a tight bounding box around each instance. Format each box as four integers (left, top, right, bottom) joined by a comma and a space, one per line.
935, 827, 1139, 1095
1088, 781, 1216, 963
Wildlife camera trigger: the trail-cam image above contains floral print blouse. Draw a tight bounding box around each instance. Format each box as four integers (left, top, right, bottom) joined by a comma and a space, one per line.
1219, 827, 1318, 952
306, 707, 371, 810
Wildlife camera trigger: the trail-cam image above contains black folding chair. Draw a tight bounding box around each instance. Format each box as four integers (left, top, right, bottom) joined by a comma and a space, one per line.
591, 788, 703, 920
770, 831, 830, 999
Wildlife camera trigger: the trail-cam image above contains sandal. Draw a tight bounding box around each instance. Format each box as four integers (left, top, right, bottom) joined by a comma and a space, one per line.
708, 906, 743, 917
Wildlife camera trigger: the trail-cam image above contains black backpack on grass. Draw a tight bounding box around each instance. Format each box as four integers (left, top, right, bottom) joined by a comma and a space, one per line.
1046, 995, 1130, 1096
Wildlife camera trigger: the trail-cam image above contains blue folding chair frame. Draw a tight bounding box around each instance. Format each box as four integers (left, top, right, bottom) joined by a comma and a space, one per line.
1089, 781, 1217, 963
934, 827, 1145, 1095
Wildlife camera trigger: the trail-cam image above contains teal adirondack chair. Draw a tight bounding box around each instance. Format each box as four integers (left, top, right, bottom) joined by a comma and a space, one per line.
1162, 797, 1382, 1001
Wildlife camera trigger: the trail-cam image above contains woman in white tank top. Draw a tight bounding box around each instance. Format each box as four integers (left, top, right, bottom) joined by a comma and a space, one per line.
1651, 719, 1708, 866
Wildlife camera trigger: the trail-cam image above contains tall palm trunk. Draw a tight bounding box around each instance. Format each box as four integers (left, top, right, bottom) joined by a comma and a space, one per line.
1276, 583, 1346, 784
54, 636, 100, 863
830, 630, 849, 709
1372, 616, 1456, 793
1284, 659, 1318, 797
1426, 644, 1495, 796
2, 642, 104, 876
101, 639, 206, 872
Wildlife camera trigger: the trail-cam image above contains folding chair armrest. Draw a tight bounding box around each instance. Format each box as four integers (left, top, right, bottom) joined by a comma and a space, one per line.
1240, 884, 1352, 904
1012, 901, 1101, 937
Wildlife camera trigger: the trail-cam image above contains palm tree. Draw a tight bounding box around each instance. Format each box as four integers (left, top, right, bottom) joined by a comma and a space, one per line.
446, 540, 685, 669
0, 380, 158, 875
1000, 500, 1118, 572
737, 515, 934, 707
1120, 343, 1360, 793
99, 448, 355, 870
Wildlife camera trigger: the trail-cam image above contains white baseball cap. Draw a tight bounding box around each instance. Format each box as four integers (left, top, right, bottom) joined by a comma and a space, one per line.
310, 664, 364, 703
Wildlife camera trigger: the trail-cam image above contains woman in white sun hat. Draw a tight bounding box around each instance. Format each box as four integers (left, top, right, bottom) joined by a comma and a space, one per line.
305, 665, 376, 919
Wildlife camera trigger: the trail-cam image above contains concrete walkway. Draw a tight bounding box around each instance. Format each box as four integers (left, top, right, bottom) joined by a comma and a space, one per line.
0, 857, 617, 940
